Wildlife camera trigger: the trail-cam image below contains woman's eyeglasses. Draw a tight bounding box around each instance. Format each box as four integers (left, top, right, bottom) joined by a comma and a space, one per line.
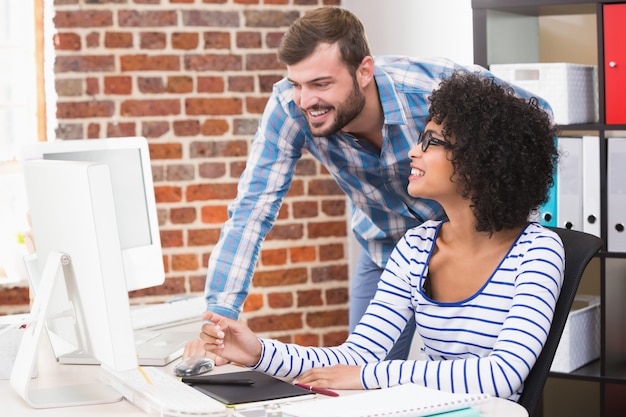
417, 130, 453, 152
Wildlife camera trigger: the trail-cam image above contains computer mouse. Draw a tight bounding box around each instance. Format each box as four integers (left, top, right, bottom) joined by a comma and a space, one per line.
174, 355, 215, 377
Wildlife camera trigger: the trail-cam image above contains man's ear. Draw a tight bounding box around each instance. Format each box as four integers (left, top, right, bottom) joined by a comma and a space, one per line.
356, 56, 375, 88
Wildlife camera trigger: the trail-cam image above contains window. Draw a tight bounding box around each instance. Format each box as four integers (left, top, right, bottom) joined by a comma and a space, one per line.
0, 0, 53, 283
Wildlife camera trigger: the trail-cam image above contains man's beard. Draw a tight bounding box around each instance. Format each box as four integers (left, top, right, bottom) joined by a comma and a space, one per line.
305, 79, 365, 137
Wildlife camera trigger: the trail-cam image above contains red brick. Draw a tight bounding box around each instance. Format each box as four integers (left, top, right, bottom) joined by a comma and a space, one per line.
197, 76, 225, 93
200, 205, 229, 223
121, 99, 181, 117
246, 96, 269, 114
55, 32, 81, 50
253, 267, 308, 287
140, 32, 167, 49
167, 76, 193, 93
323, 330, 349, 347
247, 313, 302, 333
170, 207, 197, 224
107, 122, 136, 137
293, 201, 318, 218
138, 77, 166, 94
242, 293, 264, 312
236, 32, 262, 48
198, 162, 227, 179
311, 264, 348, 283
319, 243, 344, 261
120, 55, 180, 71
55, 55, 115, 73
85, 32, 100, 48
200, 120, 230, 136
185, 98, 242, 116
261, 248, 287, 266
188, 228, 221, 246
160, 229, 184, 247
184, 54, 242, 71
308, 221, 347, 239
246, 53, 285, 71
104, 76, 132, 94
54, 10, 113, 28
105, 32, 133, 48
171, 254, 199, 271
142, 121, 170, 138
166, 164, 195, 181
57, 100, 114, 118
265, 224, 304, 241
228, 76, 254, 92
326, 287, 349, 305
321, 199, 345, 216
172, 32, 199, 50
297, 289, 323, 307
309, 179, 343, 196
290, 246, 316, 263
268, 292, 293, 308
294, 333, 319, 347
186, 183, 238, 201
306, 309, 349, 328
118, 11, 178, 27
203, 32, 231, 49
85, 77, 99, 95
173, 120, 200, 136
149, 143, 183, 160
154, 185, 183, 203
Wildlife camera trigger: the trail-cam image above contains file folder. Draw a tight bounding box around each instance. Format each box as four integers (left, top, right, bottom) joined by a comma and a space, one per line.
608, 138, 626, 252
557, 137, 583, 231
538, 171, 557, 227
582, 136, 601, 238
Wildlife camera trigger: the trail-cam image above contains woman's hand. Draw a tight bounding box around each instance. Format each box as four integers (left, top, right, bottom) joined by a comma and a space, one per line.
198, 312, 263, 367
294, 364, 363, 390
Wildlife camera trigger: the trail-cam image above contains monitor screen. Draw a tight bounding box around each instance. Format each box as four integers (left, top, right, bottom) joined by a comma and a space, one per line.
21, 137, 164, 291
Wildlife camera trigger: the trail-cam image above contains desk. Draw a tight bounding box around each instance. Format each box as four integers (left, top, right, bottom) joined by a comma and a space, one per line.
3, 322, 528, 417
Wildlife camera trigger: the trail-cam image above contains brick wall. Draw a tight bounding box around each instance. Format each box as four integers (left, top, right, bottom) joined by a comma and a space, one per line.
0, 0, 350, 347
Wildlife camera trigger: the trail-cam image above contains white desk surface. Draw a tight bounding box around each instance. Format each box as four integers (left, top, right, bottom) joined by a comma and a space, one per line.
3, 321, 528, 417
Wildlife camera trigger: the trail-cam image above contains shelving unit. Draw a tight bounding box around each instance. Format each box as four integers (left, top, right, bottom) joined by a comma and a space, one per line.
472, 1, 626, 416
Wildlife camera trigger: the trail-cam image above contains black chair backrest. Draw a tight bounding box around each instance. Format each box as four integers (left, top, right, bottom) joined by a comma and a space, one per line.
517, 227, 603, 416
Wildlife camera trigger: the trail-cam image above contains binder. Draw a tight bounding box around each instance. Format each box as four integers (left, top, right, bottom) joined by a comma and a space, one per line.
537, 136, 559, 226
556, 137, 584, 231
582, 136, 601, 238
607, 138, 626, 252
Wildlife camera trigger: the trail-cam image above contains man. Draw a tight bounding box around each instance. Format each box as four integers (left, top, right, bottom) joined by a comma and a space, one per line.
186, 6, 549, 362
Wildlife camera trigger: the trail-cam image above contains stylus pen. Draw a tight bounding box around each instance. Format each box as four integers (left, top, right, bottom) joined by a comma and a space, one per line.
294, 383, 339, 397
181, 377, 255, 386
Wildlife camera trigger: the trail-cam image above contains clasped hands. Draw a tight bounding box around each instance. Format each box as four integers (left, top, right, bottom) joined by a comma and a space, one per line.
183, 311, 363, 390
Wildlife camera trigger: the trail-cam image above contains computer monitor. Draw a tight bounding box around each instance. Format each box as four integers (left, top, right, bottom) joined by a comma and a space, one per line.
11, 137, 164, 408
20, 137, 165, 292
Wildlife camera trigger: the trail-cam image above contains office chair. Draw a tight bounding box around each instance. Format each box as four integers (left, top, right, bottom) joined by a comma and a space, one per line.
517, 227, 603, 417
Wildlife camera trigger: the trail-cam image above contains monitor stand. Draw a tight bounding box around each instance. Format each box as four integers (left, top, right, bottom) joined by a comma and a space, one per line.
10, 251, 122, 408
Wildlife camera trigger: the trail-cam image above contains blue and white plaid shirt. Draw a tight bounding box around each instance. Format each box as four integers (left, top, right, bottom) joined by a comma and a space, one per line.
204, 56, 551, 319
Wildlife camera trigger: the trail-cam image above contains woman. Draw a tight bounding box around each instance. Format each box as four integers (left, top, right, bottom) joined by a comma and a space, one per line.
198, 71, 564, 401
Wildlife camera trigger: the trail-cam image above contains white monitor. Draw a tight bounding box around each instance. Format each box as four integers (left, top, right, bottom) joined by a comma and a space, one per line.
20, 137, 164, 292
11, 137, 164, 408
12, 159, 137, 408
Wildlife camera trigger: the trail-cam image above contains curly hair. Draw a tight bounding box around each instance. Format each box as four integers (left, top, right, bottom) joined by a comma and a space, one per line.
428, 71, 559, 234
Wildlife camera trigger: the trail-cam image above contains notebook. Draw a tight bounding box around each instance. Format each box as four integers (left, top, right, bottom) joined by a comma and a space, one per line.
187, 370, 314, 406
280, 383, 490, 417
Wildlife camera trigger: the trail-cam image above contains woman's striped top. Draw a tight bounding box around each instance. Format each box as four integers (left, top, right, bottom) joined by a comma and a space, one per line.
254, 221, 564, 401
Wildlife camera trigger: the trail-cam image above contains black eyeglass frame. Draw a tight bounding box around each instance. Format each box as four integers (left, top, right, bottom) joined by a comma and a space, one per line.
417, 130, 453, 152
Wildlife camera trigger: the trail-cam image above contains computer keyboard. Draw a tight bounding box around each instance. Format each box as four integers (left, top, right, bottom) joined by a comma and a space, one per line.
100, 364, 227, 417
131, 296, 207, 330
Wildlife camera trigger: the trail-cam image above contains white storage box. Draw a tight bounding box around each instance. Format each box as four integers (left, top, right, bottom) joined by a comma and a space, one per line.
489, 63, 598, 125
550, 295, 600, 373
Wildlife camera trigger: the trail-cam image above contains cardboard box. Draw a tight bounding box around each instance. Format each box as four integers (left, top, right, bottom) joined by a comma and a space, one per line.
550, 295, 600, 373
489, 63, 598, 125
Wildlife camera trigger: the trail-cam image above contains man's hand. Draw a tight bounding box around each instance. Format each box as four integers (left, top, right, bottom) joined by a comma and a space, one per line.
182, 336, 230, 365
